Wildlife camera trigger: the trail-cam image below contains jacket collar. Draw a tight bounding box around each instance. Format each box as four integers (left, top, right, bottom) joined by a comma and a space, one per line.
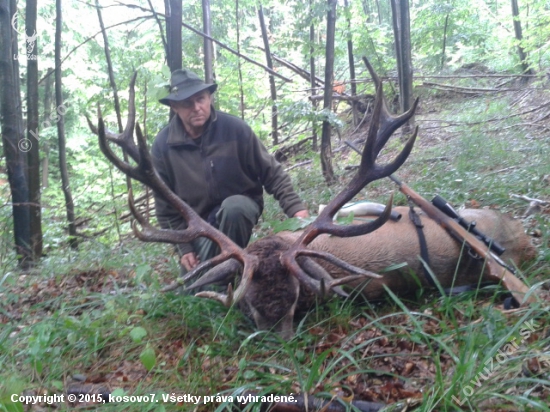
166, 106, 217, 146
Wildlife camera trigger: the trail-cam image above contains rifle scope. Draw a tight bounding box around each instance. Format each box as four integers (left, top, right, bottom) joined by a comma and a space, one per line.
431, 195, 506, 256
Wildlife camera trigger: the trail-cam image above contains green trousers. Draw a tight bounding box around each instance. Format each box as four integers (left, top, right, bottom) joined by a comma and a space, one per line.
180, 195, 261, 284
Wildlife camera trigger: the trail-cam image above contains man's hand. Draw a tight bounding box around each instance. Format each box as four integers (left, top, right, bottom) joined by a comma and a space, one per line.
181, 252, 200, 271
293, 209, 310, 219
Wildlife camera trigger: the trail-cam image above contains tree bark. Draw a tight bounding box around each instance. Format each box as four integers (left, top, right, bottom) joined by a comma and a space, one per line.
309, 0, 318, 151
41, 68, 54, 189
258, 4, 278, 145
165, 0, 182, 73
202, 0, 214, 83
510, 0, 534, 75
55, 0, 78, 248
344, 0, 358, 125
320, 0, 337, 183
165, 0, 182, 120
26, 0, 42, 259
235, 0, 244, 119
390, 0, 413, 127
0, 0, 31, 267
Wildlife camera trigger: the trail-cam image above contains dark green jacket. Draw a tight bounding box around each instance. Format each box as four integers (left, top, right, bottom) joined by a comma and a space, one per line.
152, 108, 305, 255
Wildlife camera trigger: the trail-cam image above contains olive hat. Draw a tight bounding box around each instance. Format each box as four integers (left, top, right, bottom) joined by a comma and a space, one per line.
159, 69, 217, 106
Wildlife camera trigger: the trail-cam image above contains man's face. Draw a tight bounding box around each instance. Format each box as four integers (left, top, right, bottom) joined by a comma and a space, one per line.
170, 90, 212, 137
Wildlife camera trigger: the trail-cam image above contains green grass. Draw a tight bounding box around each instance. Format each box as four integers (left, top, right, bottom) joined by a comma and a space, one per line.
1, 87, 549, 411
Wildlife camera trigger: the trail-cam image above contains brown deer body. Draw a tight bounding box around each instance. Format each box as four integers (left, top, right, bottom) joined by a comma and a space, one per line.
286, 207, 534, 299
239, 206, 535, 336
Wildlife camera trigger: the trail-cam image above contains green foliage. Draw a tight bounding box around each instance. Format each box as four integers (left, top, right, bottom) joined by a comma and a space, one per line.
139, 346, 156, 371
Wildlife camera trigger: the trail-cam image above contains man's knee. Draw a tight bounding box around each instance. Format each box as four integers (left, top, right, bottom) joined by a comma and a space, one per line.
218, 195, 259, 223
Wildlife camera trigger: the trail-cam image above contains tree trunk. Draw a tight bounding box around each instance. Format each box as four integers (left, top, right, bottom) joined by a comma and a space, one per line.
26, 0, 42, 259
320, 0, 337, 184
235, 0, 244, 119
344, 0, 358, 126
390, 0, 413, 127
55, 0, 78, 248
309, 0, 317, 151
441, 14, 449, 70
41, 68, 54, 189
202, 0, 214, 83
166, 0, 182, 73
164, 0, 170, 64
0, 0, 32, 267
510, 0, 534, 75
258, 4, 278, 146
165, 0, 182, 120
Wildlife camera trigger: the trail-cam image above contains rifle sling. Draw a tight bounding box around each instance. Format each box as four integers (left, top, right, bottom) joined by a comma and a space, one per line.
408, 204, 436, 288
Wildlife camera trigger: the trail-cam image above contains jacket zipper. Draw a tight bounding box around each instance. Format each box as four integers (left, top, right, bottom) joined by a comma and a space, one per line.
209, 158, 221, 202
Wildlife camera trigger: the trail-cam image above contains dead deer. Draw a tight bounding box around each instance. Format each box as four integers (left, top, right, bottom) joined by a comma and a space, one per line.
96, 62, 535, 339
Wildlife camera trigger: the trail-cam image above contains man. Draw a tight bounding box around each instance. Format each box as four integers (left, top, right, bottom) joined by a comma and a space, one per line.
152, 69, 309, 275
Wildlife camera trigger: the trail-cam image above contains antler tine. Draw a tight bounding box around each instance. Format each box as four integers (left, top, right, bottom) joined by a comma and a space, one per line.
93, 72, 140, 163
97, 73, 260, 308
160, 258, 241, 293
195, 260, 256, 307
281, 59, 419, 297
121, 71, 138, 160
298, 257, 349, 298
184, 259, 242, 290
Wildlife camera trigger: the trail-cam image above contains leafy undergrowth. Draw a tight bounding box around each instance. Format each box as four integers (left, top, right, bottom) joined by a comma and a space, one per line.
1, 82, 550, 411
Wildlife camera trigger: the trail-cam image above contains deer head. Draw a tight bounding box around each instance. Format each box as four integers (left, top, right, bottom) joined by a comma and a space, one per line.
96, 59, 419, 338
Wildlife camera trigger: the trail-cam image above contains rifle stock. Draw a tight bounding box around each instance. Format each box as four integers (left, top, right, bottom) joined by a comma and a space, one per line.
389, 175, 535, 306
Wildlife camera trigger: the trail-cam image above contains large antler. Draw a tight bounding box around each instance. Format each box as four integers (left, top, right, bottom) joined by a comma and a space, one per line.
97, 73, 258, 307
280, 57, 419, 295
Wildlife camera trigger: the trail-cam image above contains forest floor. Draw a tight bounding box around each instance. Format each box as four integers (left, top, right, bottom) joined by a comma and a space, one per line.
1, 75, 550, 411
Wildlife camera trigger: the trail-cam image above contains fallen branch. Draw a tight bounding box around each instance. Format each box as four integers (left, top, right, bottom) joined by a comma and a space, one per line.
511, 194, 549, 217
275, 137, 313, 162
511, 194, 549, 205
485, 166, 519, 176
420, 82, 515, 94
285, 160, 312, 172
264, 50, 324, 86
309, 94, 361, 102
351, 73, 539, 84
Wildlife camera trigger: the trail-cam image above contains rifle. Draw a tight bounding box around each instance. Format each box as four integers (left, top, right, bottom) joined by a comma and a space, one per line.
389, 175, 535, 306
